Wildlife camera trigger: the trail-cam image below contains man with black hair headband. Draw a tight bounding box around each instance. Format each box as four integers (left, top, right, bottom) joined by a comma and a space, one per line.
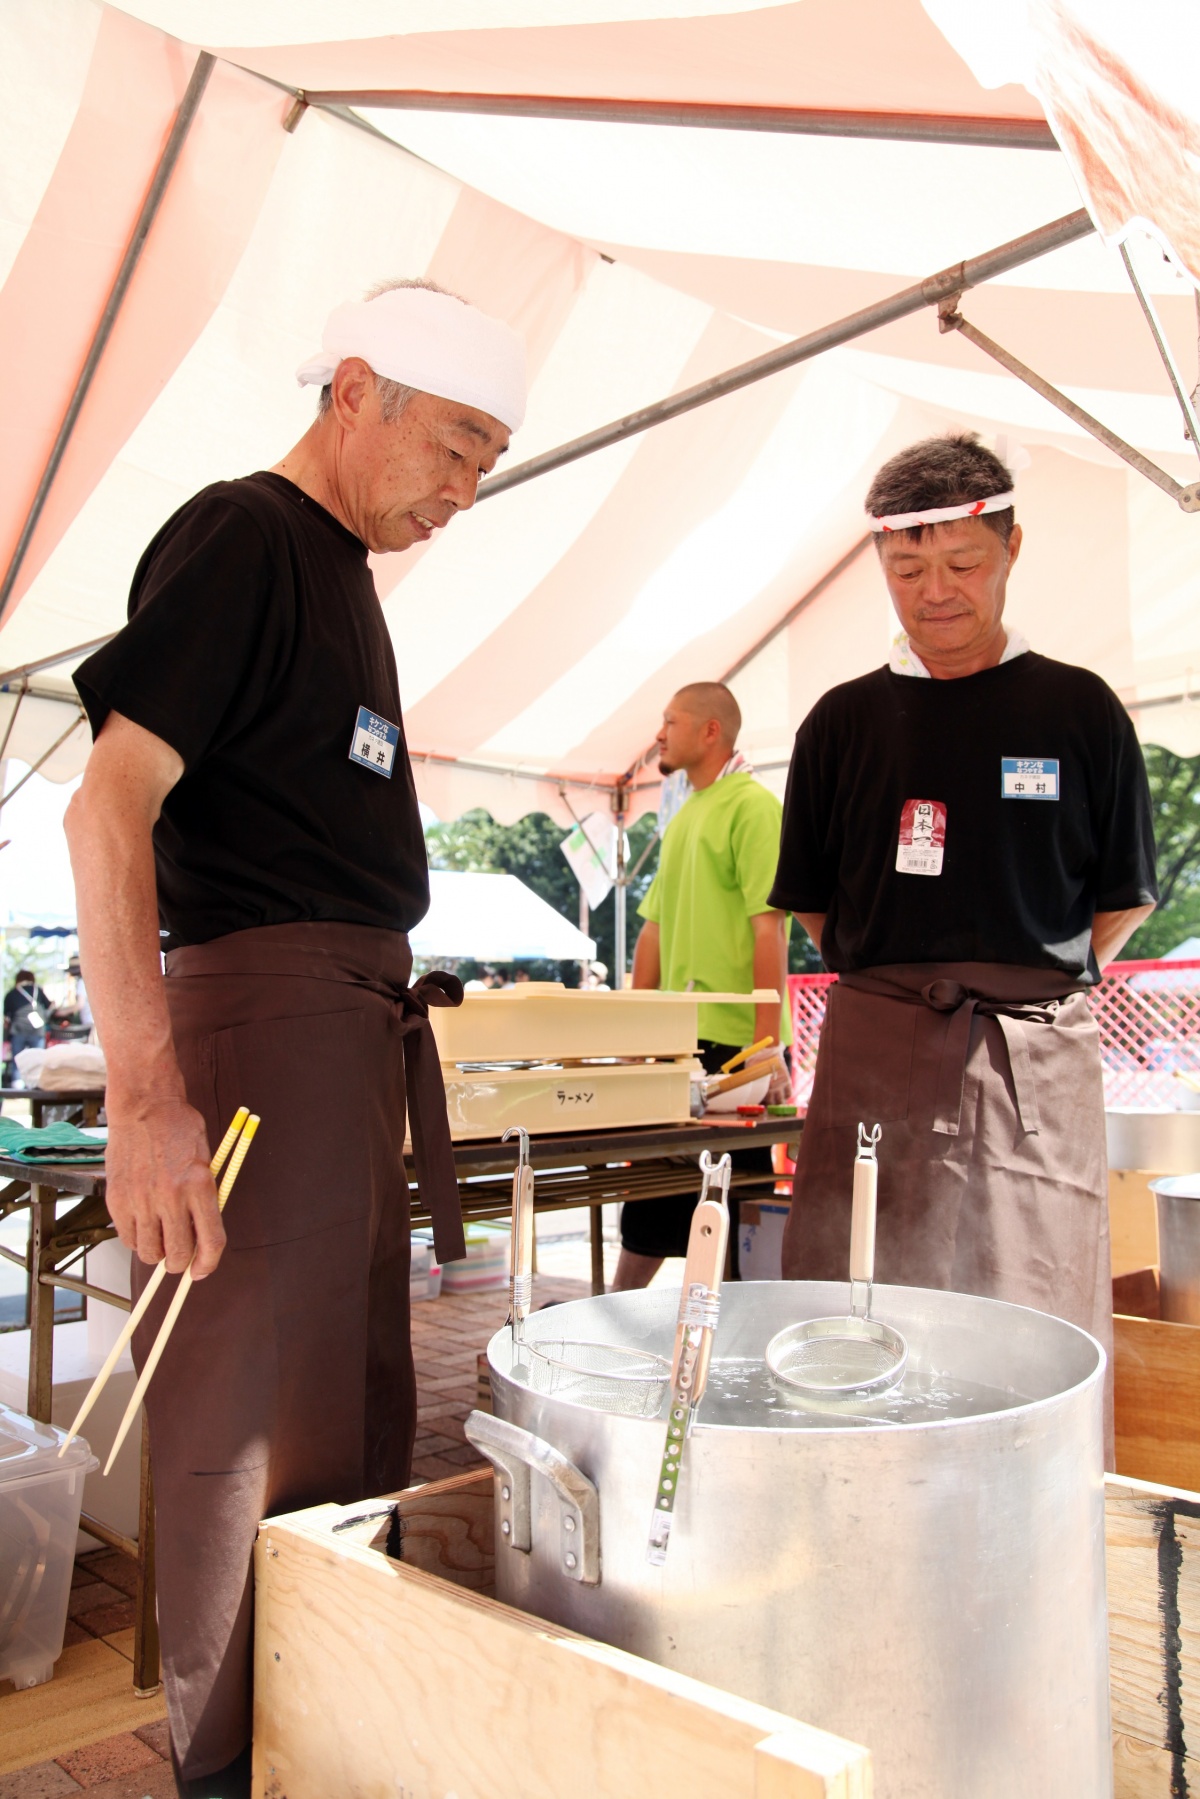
769, 434, 1158, 1455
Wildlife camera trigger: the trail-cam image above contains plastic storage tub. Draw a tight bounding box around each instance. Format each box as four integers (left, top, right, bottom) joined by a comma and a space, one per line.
0, 1403, 98, 1688
440, 1225, 510, 1294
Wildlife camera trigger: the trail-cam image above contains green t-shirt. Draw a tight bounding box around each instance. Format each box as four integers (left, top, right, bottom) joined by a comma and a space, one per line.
639, 772, 791, 1048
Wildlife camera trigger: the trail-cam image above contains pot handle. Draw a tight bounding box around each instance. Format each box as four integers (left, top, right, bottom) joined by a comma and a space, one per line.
464, 1411, 600, 1586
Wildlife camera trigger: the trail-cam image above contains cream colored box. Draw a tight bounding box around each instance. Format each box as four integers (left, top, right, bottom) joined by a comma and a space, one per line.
429, 982, 774, 1067
430, 984, 696, 1064
442, 1058, 693, 1140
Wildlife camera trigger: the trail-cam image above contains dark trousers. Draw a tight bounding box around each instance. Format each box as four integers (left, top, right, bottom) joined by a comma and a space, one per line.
132, 923, 416, 1789
619, 1041, 779, 1265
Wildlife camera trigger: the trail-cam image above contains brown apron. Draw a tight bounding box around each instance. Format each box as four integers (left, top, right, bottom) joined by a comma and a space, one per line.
782, 962, 1113, 1454
130, 921, 463, 1782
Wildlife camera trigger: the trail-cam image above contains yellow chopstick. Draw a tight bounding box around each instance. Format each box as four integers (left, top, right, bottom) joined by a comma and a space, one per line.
102, 1115, 259, 1476
57, 1107, 251, 1458
719, 1035, 774, 1076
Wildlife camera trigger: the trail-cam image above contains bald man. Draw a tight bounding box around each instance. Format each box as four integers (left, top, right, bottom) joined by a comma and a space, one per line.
614, 683, 791, 1289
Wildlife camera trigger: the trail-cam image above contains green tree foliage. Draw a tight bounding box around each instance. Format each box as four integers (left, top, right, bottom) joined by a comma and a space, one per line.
1124, 744, 1200, 959
424, 808, 660, 982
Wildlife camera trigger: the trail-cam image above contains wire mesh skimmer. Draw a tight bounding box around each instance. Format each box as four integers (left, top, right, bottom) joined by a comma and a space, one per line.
765, 1123, 909, 1402
503, 1125, 671, 1418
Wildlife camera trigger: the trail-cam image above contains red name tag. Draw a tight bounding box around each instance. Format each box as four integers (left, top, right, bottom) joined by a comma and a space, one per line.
896, 798, 946, 876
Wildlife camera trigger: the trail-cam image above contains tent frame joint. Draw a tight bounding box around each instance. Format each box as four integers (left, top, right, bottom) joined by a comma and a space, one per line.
937, 303, 1200, 514
282, 93, 309, 134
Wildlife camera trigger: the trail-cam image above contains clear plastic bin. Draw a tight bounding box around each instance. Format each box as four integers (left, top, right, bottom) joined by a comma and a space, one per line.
0, 1403, 98, 1688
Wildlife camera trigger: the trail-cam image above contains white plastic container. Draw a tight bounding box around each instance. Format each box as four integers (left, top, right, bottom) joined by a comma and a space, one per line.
0, 1403, 97, 1688
410, 1237, 432, 1303
737, 1200, 789, 1281
440, 1225, 510, 1294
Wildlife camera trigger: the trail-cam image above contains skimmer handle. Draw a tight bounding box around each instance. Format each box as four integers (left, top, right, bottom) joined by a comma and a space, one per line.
504, 1126, 534, 1339
849, 1122, 882, 1300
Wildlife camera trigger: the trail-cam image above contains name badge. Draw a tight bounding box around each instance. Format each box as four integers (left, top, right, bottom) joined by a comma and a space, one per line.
896, 798, 946, 876
1001, 757, 1058, 800
349, 705, 399, 779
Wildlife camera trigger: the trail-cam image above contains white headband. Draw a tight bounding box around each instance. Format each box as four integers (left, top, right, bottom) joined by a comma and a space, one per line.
296, 287, 527, 432
870, 492, 1015, 533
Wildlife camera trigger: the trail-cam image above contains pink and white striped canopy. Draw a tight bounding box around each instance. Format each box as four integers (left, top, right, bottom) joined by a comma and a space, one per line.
2, 0, 1198, 820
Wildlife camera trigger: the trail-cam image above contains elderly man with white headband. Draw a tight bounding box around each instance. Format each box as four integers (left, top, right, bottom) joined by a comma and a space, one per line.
66, 280, 525, 1799
768, 433, 1158, 1456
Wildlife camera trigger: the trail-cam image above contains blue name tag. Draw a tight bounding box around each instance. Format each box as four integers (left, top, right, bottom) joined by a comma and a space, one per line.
1001, 757, 1059, 800
349, 705, 399, 779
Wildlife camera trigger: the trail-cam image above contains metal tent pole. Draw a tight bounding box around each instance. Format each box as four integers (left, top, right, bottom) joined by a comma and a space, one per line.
303, 89, 1058, 151
612, 783, 630, 988
0, 52, 216, 627
477, 210, 1095, 502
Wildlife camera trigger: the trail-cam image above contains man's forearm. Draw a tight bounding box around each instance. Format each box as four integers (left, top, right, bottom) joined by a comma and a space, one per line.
631, 922, 661, 990
752, 912, 787, 1047
66, 777, 182, 1107
1092, 904, 1155, 971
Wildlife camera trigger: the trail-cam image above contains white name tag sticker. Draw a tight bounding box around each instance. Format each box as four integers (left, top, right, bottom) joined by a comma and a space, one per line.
1001, 757, 1059, 800
349, 705, 399, 779
896, 798, 946, 876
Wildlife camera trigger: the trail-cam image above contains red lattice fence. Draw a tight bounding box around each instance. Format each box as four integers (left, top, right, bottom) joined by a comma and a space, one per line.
788, 960, 1200, 1114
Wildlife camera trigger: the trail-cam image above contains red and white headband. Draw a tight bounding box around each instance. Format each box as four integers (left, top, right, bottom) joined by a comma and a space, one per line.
870, 492, 1015, 533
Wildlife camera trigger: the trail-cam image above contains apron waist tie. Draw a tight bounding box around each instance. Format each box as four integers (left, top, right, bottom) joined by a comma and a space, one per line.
922, 978, 1057, 1139
384, 970, 467, 1264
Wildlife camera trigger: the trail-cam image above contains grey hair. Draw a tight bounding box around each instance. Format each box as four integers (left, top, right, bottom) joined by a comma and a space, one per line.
865, 432, 1015, 546
317, 276, 470, 423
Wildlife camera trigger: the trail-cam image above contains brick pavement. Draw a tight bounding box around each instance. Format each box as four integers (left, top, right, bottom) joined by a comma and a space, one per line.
408, 1270, 590, 1482
0, 1273, 593, 1792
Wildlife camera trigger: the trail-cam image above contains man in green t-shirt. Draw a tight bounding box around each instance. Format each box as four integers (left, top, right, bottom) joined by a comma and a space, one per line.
613, 681, 791, 1290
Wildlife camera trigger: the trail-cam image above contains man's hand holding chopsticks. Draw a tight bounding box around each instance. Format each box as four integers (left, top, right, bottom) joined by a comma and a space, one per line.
104, 1093, 226, 1278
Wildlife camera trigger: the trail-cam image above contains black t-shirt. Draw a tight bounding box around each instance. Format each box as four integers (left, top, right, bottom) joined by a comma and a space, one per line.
4, 985, 50, 1026
75, 473, 428, 950
767, 653, 1158, 982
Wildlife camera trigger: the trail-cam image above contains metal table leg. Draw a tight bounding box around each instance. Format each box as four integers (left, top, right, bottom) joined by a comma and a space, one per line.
134, 1424, 160, 1695
590, 1202, 605, 1296
26, 1184, 55, 1419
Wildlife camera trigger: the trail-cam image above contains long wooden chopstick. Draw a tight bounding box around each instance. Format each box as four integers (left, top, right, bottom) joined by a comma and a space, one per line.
719, 1034, 774, 1076
103, 1114, 259, 1476
58, 1107, 252, 1458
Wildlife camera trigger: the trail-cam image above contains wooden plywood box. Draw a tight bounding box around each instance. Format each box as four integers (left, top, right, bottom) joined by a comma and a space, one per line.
252, 1471, 871, 1799
1109, 1172, 1161, 1279
254, 1462, 1200, 1798
1107, 1474, 1200, 1796
1114, 1312, 1200, 1494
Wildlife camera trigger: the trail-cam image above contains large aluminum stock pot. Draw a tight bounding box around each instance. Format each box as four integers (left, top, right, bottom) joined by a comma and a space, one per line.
467, 1281, 1110, 1799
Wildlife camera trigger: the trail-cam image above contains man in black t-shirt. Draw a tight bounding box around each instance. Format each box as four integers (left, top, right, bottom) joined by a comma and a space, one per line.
66, 281, 525, 1798
4, 969, 51, 1081
769, 435, 1157, 1450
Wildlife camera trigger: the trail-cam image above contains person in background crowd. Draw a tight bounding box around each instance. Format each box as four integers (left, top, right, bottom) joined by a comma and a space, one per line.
614, 681, 791, 1290
4, 968, 51, 1082
769, 433, 1157, 1457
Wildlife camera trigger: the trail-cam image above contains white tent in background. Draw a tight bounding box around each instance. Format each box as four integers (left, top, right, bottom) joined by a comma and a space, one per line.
1, 0, 1198, 837
408, 871, 595, 964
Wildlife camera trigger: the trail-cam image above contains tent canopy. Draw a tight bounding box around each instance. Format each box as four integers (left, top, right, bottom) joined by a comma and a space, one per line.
410, 870, 595, 961
2, 0, 1199, 828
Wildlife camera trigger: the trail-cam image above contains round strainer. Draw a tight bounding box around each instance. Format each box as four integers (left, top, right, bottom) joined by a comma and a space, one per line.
766, 1124, 909, 1402
504, 1124, 670, 1417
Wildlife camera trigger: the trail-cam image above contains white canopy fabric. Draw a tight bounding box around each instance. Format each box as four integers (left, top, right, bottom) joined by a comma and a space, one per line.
2, 0, 1199, 830
409, 870, 595, 961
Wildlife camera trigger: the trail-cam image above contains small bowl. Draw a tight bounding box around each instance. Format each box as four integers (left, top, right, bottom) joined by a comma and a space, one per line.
703, 1073, 770, 1114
